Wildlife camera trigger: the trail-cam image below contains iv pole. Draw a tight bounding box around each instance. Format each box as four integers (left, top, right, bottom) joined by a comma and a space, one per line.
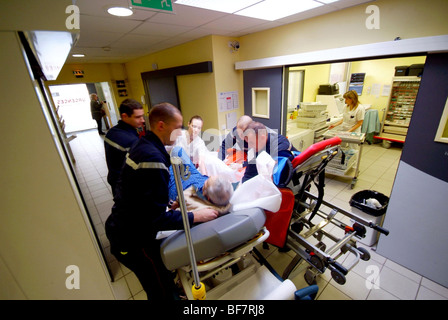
170, 155, 206, 300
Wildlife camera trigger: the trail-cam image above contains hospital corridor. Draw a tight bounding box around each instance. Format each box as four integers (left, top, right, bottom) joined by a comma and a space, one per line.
71, 129, 448, 300
2, 0, 448, 303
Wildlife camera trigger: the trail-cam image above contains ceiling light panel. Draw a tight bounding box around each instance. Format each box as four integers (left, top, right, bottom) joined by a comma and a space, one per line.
174, 0, 263, 14
316, 0, 339, 3
235, 0, 323, 21
107, 7, 133, 17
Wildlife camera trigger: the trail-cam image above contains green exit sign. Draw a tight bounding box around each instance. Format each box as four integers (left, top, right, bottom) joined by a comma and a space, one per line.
130, 0, 174, 13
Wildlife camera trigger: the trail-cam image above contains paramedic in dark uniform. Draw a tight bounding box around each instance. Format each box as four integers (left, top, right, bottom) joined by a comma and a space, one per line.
218, 115, 252, 160
104, 99, 145, 196
105, 102, 218, 301
242, 121, 297, 183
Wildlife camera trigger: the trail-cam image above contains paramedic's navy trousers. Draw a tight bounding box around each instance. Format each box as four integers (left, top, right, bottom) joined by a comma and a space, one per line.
110, 241, 178, 301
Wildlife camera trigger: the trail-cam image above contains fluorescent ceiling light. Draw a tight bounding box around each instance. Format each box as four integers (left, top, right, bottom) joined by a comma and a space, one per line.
235, 0, 323, 21
107, 7, 133, 17
72, 54, 85, 58
174, 0, 263, 14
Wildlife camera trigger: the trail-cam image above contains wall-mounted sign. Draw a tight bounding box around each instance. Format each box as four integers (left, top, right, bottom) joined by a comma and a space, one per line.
129, 0, 174, 13
73, 70, 84, 78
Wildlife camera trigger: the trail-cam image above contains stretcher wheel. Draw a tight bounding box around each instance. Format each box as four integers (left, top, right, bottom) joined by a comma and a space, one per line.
358, 247, 370, 261
316, 241, 326, 252
309, 255, 324, 271
331, 268, 346, 285
304, 269, 317, 285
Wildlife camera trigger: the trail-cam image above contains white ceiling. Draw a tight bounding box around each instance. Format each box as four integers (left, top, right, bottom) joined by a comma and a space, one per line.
68, 0, 373, 64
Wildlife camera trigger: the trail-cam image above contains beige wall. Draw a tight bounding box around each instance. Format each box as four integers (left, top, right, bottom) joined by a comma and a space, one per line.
211, 35, 244, 132
125, 35, 243, 133
124, 36, 218, 130
290, 64, 332, 102
238, 0, 448, 62
0, 32, 115, 300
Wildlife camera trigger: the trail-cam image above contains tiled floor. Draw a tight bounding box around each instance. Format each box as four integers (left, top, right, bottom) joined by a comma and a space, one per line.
69, 129, 448, 300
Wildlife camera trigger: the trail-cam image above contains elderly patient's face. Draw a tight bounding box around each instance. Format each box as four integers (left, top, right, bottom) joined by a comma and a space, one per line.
202, 176, 233, 207
202, 177, 213, 200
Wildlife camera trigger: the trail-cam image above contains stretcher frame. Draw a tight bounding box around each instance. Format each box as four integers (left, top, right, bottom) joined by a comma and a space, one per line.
176, 228, 276, 300
267, 136, 389, 285
168, 156, 313, 300
164, 136, 389, 299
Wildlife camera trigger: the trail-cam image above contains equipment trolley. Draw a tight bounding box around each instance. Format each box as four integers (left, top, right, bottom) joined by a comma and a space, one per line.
323, 130, 365, 189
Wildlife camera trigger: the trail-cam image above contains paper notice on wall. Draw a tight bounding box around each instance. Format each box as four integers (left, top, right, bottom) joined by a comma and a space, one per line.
226, 111, 237, 130
371, 83, 381, 97
218, 91, 239, 112
382, 84, 392, 96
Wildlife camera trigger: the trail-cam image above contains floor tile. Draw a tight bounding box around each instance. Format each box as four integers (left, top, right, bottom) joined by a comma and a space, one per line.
384, 260, 422, 284
317, 283, 352, 300
420, 278, 448, 299
416, 286, 448, 300
377, 266, 420, 300
367, 287, 399, 300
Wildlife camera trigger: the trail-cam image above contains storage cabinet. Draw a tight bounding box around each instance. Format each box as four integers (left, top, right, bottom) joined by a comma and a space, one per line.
286, 126, 314, 151
376, 76, 421, 143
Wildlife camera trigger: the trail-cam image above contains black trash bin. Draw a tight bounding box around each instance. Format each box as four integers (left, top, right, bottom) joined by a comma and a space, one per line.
349, 190, 389, 246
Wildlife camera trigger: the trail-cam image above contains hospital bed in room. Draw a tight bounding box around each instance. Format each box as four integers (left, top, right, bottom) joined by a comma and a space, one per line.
160, 137, 389, 299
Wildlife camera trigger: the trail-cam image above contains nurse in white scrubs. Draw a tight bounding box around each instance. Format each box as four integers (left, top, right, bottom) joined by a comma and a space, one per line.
329, 90, 365, 133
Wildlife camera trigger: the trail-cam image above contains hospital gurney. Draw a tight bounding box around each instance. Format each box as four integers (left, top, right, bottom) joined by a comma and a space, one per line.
160, 137, 389, 299
160, 156, 317, 300
264, 136, 390, 285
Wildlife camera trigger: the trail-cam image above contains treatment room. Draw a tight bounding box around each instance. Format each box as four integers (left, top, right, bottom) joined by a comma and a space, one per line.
1, 0, 448, 303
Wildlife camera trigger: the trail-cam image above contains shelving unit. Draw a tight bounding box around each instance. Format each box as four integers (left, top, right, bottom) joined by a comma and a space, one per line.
375, 76, 421, 145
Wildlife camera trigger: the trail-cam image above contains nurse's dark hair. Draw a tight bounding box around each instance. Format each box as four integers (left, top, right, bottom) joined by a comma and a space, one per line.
188, 115, 203, 125
119, 99, 143, 117
148, 102, 181, 127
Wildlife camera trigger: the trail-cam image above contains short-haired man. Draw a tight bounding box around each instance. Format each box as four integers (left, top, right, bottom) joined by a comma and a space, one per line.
105, 102, 218, 300
242, 121, 297, 183
104, 99, 145, 195
218, 115, 252, 160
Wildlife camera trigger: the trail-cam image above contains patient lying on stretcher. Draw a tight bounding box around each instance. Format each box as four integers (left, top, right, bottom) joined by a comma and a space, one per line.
168, 147, 234, 215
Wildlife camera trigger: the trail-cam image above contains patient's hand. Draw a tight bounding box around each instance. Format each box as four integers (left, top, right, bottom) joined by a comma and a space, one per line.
171, 200, 179, 210
193, 208, 218, 223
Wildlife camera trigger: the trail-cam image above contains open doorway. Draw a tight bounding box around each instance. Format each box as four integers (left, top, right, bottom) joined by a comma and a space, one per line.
49, 82, 118, 133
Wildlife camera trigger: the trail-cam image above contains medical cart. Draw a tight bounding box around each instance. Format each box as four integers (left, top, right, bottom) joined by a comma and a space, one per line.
323, 130, 366, 189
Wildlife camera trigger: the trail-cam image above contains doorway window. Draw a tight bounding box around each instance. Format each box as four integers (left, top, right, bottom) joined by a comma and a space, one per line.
434, 97, 448, 143
49, 84, 93, 133
252, 87, 270, 119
